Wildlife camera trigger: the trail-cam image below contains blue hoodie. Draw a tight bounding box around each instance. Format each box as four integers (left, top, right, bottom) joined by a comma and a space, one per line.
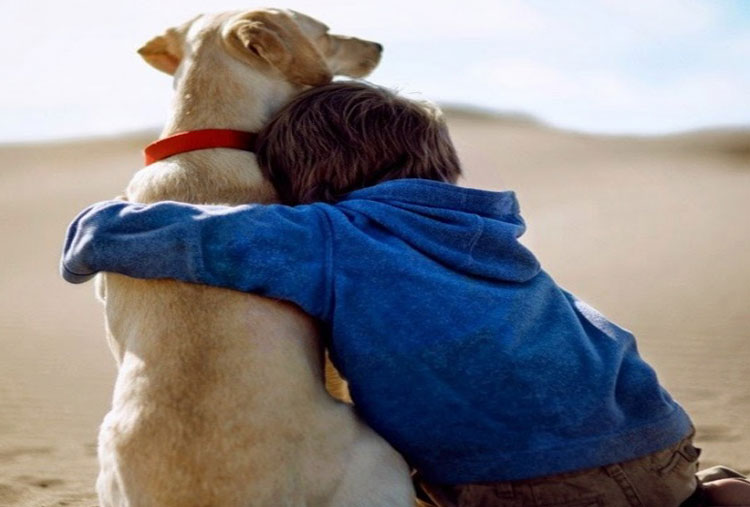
61, 179, 692, 484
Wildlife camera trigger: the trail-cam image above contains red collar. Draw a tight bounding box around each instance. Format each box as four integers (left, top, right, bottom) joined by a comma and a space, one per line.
143, 129, 258, 166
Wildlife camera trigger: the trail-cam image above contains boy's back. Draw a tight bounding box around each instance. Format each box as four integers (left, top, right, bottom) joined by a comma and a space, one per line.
300, 178, 692, 483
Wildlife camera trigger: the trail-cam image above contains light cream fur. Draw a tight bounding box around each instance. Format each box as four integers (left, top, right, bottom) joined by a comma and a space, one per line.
95, 8, 413, 506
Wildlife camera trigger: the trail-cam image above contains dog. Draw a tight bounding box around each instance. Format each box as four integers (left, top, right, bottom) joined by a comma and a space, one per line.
95, 8, 414, 506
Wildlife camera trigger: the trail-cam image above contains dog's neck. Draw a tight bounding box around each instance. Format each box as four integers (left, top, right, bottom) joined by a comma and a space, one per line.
128, 48, 298, 204
161, 50, 298, 137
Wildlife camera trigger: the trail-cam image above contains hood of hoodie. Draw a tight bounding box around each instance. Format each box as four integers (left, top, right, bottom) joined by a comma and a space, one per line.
338, 179, 541, 282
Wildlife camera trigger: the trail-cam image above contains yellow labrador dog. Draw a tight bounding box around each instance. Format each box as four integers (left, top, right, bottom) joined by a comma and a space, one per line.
96, 8, 414, 506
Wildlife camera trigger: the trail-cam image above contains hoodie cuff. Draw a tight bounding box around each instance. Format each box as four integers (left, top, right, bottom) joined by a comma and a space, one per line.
60, 262, 97, 284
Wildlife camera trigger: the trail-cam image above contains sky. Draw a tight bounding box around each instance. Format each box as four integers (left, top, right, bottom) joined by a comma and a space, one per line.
0, 0, 748, 142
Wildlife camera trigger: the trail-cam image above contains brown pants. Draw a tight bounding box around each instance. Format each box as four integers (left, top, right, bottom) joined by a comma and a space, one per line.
417, 432, 701, 507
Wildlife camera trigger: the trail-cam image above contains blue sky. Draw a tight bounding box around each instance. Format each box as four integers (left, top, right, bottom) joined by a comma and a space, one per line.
0, 0, 748, 142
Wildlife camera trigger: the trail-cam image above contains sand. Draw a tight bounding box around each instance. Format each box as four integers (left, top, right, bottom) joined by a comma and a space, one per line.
0, 115, 748, 506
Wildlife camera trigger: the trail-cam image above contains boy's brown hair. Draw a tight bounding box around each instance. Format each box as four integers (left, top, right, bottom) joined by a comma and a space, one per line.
255, 81, 462, 204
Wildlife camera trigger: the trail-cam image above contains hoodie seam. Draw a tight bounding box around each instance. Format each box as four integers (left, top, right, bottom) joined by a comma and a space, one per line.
314, 206, 336, 320
192, 214, 216, 287
463, 214, 485, 269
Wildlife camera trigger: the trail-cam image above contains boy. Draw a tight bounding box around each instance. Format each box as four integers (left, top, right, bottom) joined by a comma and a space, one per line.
62, 82, 749, 506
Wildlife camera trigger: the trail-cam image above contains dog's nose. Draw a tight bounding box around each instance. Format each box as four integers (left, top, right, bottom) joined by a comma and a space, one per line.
374, 42, 383, 53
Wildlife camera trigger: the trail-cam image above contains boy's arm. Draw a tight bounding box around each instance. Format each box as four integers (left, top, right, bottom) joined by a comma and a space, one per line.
61, 200, 333, 318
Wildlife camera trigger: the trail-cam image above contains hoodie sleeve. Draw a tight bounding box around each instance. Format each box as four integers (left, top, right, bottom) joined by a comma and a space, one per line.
60, 200, 333, 319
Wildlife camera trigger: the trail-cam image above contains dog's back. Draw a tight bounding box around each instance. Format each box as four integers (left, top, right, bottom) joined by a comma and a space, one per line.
98, 276, 333, 505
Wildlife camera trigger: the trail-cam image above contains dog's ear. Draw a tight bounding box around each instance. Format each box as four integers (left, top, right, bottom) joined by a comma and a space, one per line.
137, 28, 183, 76
233, 21, 292, 71
226, 16, 332, 87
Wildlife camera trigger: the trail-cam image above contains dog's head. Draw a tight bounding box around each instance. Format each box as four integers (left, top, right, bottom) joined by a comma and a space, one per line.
137, 8, 382, 87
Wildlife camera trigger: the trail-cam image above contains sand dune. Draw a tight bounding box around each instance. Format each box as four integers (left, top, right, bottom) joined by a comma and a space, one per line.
0, 115, 748, 506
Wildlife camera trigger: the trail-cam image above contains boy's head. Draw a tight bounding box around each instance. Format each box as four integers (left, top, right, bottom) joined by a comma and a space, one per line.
256, 81, 462, 204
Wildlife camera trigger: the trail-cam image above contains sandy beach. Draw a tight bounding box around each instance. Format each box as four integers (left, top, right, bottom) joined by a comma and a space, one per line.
0, 113, 748, 506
